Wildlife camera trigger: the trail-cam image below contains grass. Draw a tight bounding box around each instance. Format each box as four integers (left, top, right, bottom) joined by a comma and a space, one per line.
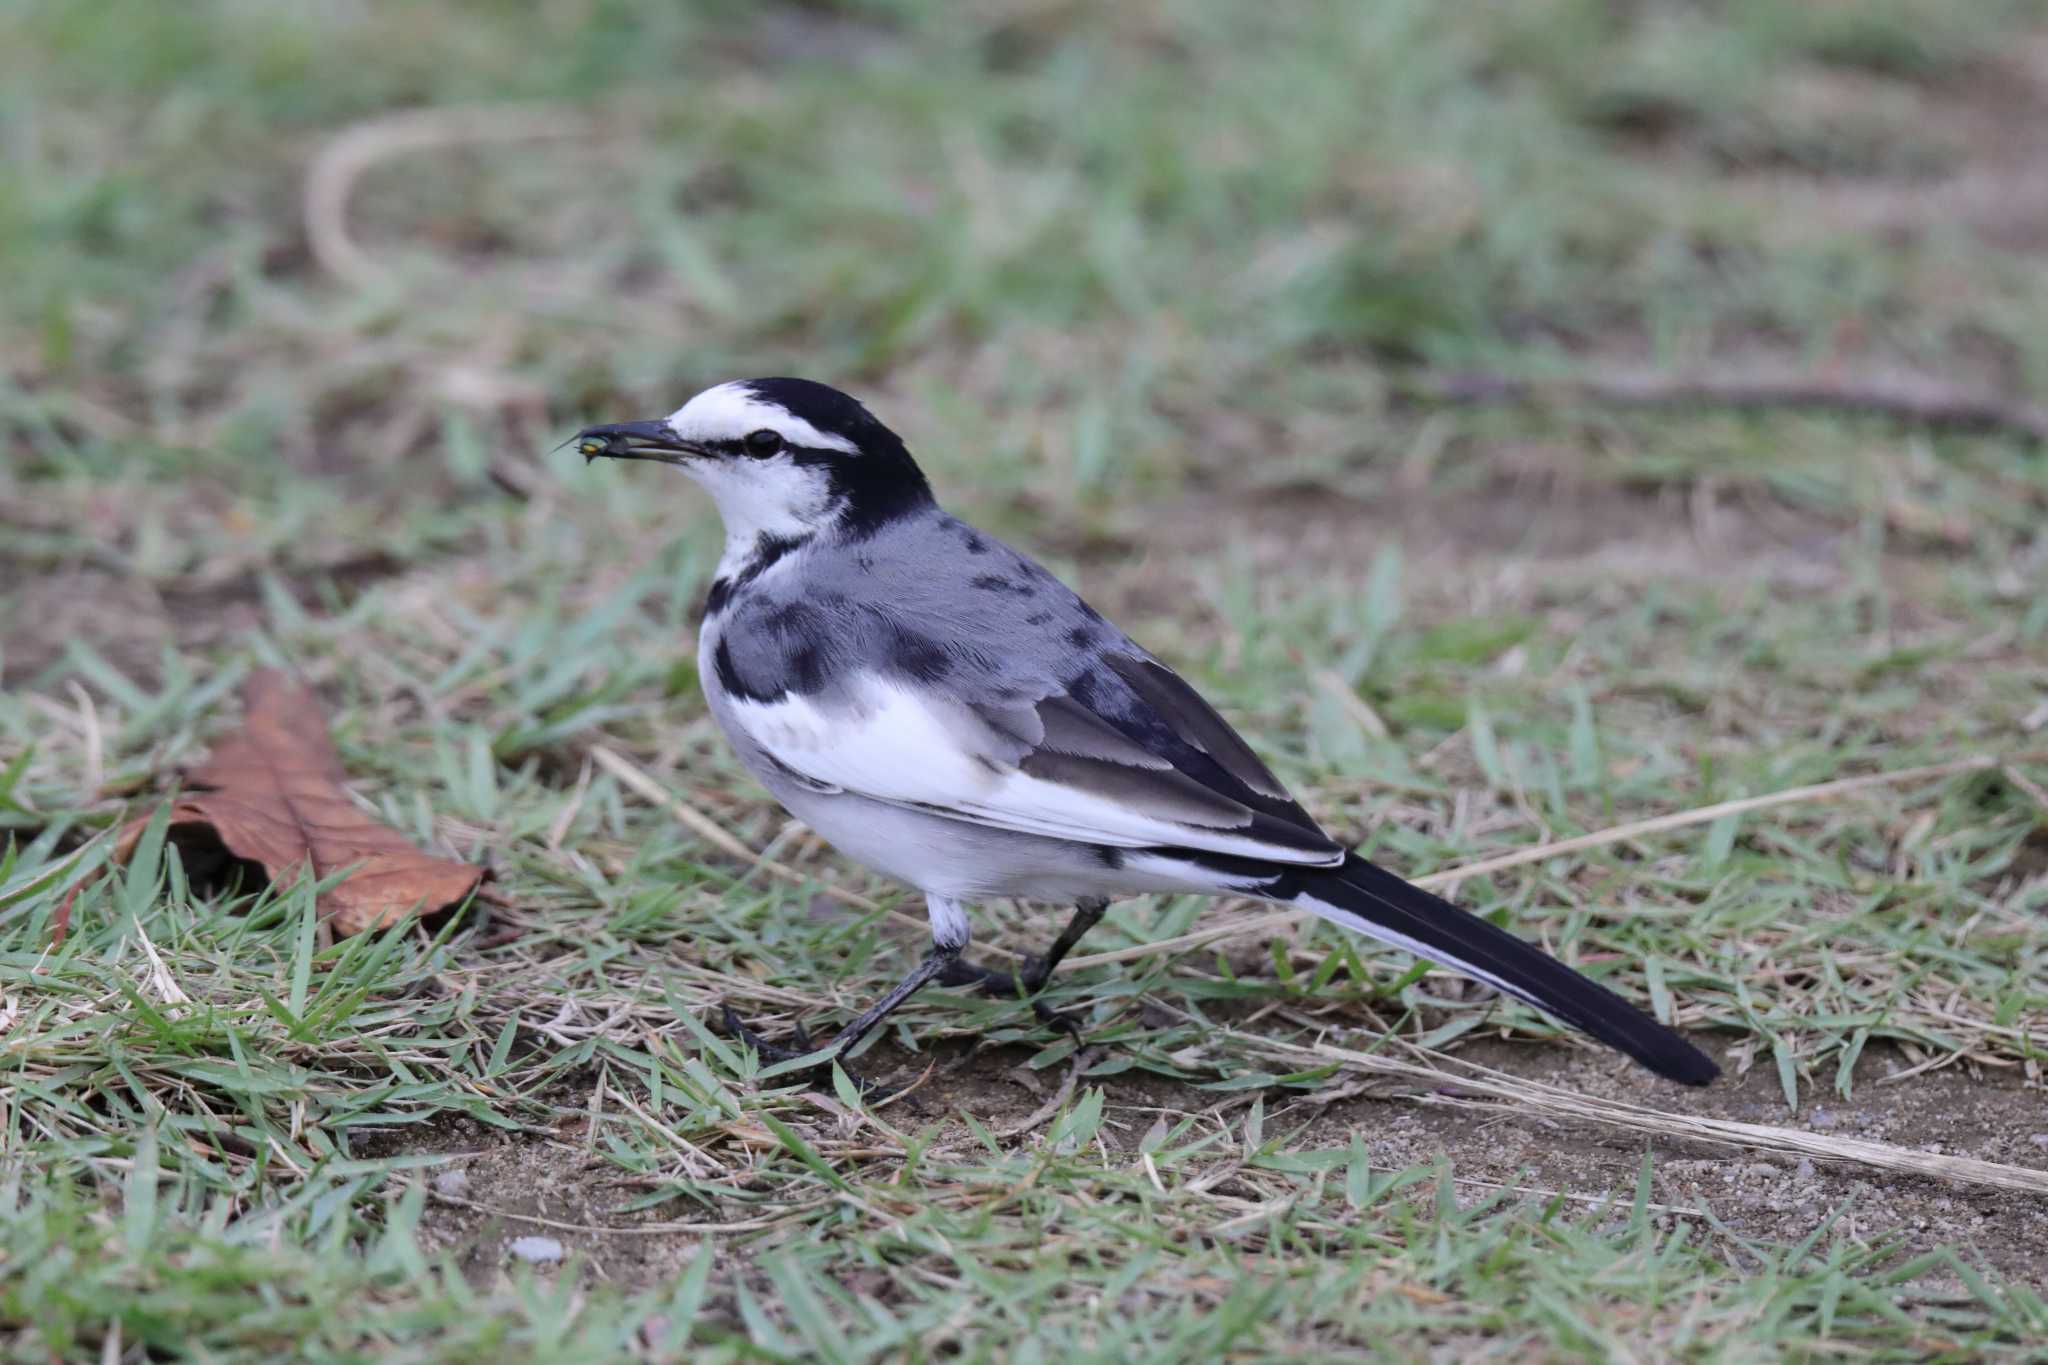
4, 0, 2048, 1358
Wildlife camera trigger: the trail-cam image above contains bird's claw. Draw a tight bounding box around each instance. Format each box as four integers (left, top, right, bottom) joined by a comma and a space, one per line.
717, 1002, 896, 1097
719, 1002, 813, 1065
1030, 998, 1086, 1043
950, 962, 1089, 1044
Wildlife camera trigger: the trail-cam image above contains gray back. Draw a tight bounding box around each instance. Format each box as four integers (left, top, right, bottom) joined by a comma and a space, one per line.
712, 509, 1127, 712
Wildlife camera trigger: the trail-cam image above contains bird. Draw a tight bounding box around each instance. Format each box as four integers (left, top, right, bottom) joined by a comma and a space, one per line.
574, 378, 1718, 1087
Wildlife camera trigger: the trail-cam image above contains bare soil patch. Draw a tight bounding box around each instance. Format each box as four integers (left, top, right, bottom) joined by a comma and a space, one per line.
384, 1113, 709, 1293
1732, 34, 2048, 258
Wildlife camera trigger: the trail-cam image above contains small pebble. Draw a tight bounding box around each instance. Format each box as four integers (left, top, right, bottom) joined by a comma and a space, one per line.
1794, 1158, 1816, 1181
2028, 1134, 2048, 1149
432, 1168, 469, 1197
508, 1235, 565, 1264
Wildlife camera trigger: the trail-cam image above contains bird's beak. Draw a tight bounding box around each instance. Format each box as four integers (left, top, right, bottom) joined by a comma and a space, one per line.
573, 420, 698, 466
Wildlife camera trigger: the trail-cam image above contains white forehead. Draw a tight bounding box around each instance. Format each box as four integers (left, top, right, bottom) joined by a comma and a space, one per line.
664, 382, 859, 455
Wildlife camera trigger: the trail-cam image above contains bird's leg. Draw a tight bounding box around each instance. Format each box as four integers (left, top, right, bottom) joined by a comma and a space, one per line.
816, 939, 962, 1060
1016, 896, 1109, 993
938, 897, 1109, 1037
722, 895, 971, 1091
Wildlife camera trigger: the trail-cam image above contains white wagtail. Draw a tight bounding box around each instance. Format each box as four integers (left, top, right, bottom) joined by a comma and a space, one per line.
576, 379, 1717, 1086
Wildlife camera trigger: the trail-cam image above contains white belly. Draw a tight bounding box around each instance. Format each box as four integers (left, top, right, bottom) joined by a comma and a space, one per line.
697, 618, 1229, 907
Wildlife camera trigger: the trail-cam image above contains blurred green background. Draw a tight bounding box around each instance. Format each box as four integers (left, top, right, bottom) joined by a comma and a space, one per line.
5, 1, 2048, 1358
7, 0, 2048, 636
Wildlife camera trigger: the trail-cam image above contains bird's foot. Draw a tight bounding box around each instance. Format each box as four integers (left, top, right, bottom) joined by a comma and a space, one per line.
718, 1004, 897, 1096
1027, 997, 1087, 1044
718, 1003, 817, 1065
936, 959, 1087, 1044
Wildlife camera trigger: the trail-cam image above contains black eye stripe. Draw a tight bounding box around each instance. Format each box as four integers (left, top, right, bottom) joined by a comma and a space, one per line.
703, 432, 851, 460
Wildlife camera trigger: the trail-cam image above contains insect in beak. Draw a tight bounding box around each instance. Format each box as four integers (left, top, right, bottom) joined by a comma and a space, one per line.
578, 432, 636, 461
570, 420, 695, 465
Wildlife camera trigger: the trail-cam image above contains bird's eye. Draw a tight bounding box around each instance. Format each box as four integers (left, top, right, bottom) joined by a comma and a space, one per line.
744, 429, 783, 456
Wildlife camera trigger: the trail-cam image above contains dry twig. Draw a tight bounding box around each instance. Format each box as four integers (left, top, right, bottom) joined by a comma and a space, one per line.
304, 103, 596, 289
1223, 1026, 2048, 1196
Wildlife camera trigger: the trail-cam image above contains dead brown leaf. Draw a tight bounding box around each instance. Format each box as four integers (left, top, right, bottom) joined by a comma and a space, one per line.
71, 668, 482, 938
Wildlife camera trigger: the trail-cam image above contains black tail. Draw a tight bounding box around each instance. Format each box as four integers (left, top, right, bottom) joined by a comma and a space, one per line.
1289, 854, 1717, 1085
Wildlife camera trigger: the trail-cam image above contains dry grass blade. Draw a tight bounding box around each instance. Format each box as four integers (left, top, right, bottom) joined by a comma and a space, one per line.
1059, 752, 2033, 971
2003, 763, 2048, 815
1227, 1028, 2048, 1196
993, 1045, 1106, 1140
423, 1187, 831, 1236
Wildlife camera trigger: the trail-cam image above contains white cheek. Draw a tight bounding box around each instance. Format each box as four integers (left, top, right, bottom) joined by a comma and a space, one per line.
684, 456, 834, 549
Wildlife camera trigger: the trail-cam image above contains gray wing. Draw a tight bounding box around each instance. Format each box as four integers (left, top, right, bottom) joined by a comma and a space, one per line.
967, 656, 1343, 863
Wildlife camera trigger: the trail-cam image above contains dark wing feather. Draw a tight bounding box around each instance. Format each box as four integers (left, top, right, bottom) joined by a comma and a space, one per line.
967, 651, 1344, 865
1100, 654, 1297, 801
